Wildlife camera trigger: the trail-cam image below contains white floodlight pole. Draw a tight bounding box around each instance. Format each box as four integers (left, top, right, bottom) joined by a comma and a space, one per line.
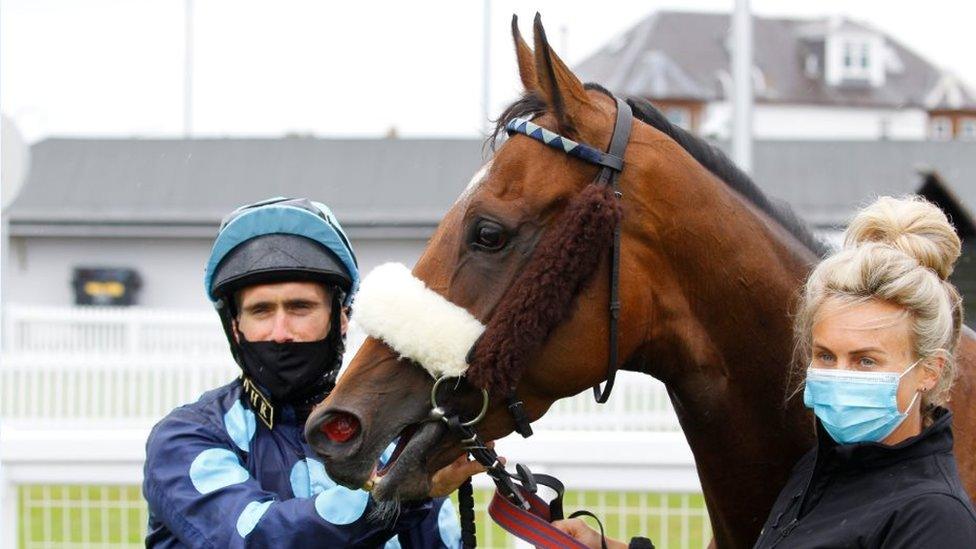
481, 0, 491, 134
731, 0, 753, 174
184, 0, 194, 137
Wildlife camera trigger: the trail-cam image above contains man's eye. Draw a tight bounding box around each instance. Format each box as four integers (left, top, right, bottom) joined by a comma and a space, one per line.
470, 220, 508, 252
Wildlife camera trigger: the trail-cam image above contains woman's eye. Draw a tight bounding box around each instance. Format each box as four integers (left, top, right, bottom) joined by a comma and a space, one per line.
471, 221, 508, 251
859, 357, 877, 368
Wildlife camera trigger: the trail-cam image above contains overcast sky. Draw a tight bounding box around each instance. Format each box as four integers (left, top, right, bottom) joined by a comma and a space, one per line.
2, 0, 974, 143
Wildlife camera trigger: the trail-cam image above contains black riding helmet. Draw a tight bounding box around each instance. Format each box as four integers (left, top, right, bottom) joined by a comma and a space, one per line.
203, 197, 360, 407
206, 197, 359, 304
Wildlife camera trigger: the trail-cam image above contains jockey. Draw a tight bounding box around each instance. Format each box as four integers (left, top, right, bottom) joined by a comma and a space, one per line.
143, 197, 464, 548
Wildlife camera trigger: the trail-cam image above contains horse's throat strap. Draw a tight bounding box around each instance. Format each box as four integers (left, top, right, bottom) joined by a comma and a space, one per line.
354, 262, 484, 379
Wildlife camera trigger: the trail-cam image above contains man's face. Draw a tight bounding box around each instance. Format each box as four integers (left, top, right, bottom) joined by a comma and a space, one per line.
234, 281, 334, 343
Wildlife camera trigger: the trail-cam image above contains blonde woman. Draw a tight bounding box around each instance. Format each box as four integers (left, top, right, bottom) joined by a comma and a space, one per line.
752, 195, 976, 547
556, 196, 976, 548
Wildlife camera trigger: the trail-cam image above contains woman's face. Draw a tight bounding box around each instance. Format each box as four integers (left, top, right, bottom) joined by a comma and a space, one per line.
811, 297, 940, 442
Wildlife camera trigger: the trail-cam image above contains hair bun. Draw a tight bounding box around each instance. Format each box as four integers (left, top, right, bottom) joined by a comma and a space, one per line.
844, 195, 961, 280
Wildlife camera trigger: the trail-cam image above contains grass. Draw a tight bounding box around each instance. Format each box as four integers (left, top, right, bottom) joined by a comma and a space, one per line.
18, 485, 147, 548
17, 485, 710, 549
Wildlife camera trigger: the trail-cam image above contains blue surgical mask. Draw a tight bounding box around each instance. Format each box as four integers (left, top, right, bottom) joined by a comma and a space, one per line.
803, 359, 921, 444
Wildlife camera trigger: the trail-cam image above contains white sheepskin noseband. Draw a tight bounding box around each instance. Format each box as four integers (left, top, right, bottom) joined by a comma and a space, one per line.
353, 263, 485, 378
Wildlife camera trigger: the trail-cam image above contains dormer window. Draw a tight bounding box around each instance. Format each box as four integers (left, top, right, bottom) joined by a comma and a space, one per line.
841, 39, 872, 77
825, 31, 885, 88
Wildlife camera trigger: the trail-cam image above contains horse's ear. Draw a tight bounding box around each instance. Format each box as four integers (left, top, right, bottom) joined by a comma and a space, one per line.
511, 15, 537, 92
532, 13, 590, 135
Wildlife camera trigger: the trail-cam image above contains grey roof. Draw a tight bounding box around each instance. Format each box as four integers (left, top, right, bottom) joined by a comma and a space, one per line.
9, 137, 486, 238
9, 137, 976, 237
732, 140, 976, 228
576, 11, 976, 109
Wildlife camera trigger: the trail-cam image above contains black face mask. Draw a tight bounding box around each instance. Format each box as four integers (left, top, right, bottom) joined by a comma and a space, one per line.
237, 335, 338, 403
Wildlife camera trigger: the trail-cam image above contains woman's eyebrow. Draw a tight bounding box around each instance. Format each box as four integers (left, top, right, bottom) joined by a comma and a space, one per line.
848, 347, 886, 355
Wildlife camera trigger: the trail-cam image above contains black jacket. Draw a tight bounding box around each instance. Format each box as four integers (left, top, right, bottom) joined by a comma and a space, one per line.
754, 407, 976, 548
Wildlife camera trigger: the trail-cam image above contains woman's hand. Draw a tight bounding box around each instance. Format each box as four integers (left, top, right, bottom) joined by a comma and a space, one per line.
552, 518, 628, 549
428, 441, 505, 498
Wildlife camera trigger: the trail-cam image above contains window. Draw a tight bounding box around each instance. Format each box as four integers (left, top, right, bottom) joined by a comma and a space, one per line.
804, 54, 819, 77
664, 107, 691, 130
930, 117, 952, 141
840, 39, 872, 79
961, 118, 976, 141
843, 42, 854, 68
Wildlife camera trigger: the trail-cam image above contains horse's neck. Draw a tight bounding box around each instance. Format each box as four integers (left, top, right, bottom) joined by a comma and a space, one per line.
633, 181, 817, 546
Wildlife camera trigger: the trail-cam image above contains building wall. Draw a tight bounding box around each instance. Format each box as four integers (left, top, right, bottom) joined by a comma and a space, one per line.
927, 110, 976, 141
701, 103, 928, 140
6, 235, 429, 309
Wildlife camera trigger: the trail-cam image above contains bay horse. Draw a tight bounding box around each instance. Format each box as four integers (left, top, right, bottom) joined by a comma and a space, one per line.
307, 15, 976, 547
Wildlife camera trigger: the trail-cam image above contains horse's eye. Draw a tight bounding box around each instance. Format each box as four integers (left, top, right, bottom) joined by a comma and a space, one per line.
471, 220, 508, 252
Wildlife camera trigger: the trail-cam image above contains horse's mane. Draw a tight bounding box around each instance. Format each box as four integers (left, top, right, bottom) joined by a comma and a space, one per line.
490, 84, 829, 257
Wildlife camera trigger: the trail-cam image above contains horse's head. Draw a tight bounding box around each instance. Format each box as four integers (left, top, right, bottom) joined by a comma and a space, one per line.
305, 14, 744, 501
304, 15, 649, 501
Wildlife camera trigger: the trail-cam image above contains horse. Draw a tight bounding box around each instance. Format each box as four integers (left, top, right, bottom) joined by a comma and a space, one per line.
306, 15, 976, 547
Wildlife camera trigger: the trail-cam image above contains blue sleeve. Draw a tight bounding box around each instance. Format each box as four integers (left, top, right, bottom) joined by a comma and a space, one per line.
143, 410, 457, 548
388, 497, 462, 549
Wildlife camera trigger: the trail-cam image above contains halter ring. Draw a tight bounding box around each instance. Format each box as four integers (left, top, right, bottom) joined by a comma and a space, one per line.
430, 376, 489, 428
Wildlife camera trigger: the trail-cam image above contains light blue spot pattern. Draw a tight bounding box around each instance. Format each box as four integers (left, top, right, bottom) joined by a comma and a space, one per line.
223, 400, 257, 452
289, 460, 312, 498
189, 448, 250, 494
314, 486, 369, 525
236, 500, 273, 537
438, 498, 462, 548
306, 458, 335, 495
384, 536, 402, 549
289, 457, 337, 498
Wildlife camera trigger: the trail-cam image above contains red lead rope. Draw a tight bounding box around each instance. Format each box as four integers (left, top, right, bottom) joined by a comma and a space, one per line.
487, 486, 593, 549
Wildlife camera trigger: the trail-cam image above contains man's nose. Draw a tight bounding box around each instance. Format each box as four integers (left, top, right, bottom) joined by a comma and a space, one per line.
270, 311, 294, 343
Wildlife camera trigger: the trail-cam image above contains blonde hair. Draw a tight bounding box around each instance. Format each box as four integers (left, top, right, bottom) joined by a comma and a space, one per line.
794, 196, 964, 414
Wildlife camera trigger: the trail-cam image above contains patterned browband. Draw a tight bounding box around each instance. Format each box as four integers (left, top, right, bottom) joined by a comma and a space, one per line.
505, 117, 625, 172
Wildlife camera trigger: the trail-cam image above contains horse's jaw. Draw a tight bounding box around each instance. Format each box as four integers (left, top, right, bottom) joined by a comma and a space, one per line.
305, 405, 441, 500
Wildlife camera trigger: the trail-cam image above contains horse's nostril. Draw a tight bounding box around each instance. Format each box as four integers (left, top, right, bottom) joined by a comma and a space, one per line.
321, 412, 360, 443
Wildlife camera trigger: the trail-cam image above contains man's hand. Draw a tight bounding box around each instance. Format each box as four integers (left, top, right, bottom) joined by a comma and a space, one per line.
428, 441, 505, 498
552, 518, 628, 549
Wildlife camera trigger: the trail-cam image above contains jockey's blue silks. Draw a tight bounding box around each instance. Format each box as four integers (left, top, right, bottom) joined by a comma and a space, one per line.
804, 359, 922, 444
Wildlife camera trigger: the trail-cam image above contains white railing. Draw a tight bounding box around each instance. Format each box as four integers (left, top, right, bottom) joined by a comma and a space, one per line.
537, 373, 681, 432
0, 353, 238, 424
0, 306, 682, 431
0, 353, 678, 433
4, 304, 227, 356
0, 305, 695, 547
